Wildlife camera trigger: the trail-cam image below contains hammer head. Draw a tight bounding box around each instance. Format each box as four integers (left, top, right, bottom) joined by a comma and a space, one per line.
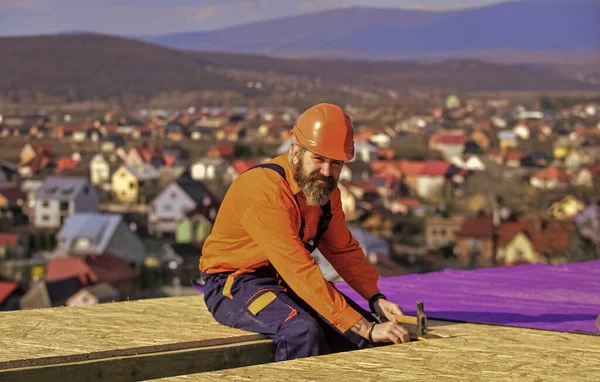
416, 301, 427, 336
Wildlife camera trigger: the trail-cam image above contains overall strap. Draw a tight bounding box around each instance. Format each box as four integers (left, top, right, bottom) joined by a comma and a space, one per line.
244, 163, 331, 253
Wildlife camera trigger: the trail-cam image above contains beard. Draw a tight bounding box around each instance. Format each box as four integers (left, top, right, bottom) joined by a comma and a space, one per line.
293, 155, 337, 206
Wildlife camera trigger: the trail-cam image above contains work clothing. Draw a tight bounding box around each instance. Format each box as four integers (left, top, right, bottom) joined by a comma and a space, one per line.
200, 153, 380, 333
202, 265, 378, 361
291, 103, 355, 161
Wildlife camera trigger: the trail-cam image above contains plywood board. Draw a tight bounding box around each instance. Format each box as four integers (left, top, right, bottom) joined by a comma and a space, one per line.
0, 340, 274, 382
0, 296, 266, 369
155, 322, 600, 381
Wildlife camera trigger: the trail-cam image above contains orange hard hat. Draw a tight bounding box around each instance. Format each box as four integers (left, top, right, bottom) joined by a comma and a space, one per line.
291, 103, 354, 161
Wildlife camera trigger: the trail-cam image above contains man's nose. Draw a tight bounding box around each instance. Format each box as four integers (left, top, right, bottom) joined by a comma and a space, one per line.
320, 163, 331, 177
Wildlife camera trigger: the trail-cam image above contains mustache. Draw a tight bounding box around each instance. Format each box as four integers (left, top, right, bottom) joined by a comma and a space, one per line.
308, 172, 335, 185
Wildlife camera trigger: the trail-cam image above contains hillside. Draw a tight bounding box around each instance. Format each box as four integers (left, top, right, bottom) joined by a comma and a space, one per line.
146, 0, 600, 63
0, 33, 598, 106
0, 34, 245, 102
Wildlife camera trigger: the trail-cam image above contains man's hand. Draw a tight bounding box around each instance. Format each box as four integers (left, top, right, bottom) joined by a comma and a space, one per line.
371, 322, 410, 344
373, 298, 404, 323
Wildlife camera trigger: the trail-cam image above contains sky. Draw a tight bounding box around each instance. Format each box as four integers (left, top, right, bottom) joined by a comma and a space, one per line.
0, 0, 512, 36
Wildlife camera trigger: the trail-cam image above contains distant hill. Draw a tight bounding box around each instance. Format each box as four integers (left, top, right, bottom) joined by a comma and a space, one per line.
0, 34, 245, 102
0, 33, 598, 105
146, 0, 600, 63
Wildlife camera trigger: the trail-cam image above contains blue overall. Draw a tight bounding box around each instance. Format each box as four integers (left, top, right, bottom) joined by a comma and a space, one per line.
200, 266, 378, 361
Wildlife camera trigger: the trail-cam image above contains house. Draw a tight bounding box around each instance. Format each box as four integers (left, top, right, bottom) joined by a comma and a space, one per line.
571, 165, 600, 188
338, 182, 360, 220
498, 130, 518, 149
89, 154, 121, 188
0, 281, 19, 310
547, 196, 585, 220
190, 158, 230, 182
66, 283, 120, 307
553, 136, 579, 160
496, 221, 545, 266
148, 173, 220, 237
19, 150, 54, 177
520, 151, 549, 168
207, 146, 234, 161
338, 181, 381, 220
471, 130, 490, 151
124, 147, 165, 167
0, 187, 26, 208
428, 133, 470, 159
34, 177, 99, 229
19, 277, 82, 310
416, 161, 452, 202
55, 154, 81, 173
353, 141, 378, 163
455, 215, 495, 267
176, 206, 216, 243
530, 167, 569, 190
424, 215, 466, 250
20, 179, 43, 215
564, 151, 592, 170
505, 151, 525, 168
161, 242, 203, 286
450, 155, 486, 171
0, 162, 19, 187
339, 161, 372, 183
48, 253, 136, 298
390, 198, 425, 216
111, 164, 159, 203
0, 233, 26, 259
224, 160, 261, 183
55, 213, 146, 265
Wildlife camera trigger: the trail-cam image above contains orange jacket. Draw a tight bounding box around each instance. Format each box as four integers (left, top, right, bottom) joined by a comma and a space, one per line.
200, 154, 381, 333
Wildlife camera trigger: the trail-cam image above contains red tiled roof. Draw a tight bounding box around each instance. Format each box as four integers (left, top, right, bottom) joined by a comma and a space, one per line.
232, 160, 260, 175
0, 188, 26, 202
399, 160, 426, 178
85, 253, 135, 284
457, 216, 493, 238
532, 167, 569, 182
394, 198, 422, 207
22, 154, 51, 173
498, 220, 546, 252
46, 256, 98, 285
56, 157, 79, 172
0, 282, 17, 305
587, 164, 600, 176
505, 151, 525, 161
420, 161, 451, 177
0, 233, 19, 247
430, 134, 470, 145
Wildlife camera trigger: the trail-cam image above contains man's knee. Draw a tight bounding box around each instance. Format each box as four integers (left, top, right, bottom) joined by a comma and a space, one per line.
281, 314, 323, 346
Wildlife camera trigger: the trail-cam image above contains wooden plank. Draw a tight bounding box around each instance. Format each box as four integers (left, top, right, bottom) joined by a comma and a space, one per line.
0, 296, 266, 369
0, 340, 274, 382
154, 322, 600, 381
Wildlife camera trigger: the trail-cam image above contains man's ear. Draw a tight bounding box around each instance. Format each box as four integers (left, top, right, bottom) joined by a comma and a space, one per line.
290, 145, 299, 164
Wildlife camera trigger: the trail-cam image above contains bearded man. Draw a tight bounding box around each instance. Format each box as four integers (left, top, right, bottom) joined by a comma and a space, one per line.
199, 103, 409, 362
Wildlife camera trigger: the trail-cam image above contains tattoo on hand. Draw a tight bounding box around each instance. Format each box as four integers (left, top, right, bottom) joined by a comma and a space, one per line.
353, 322, 362, 331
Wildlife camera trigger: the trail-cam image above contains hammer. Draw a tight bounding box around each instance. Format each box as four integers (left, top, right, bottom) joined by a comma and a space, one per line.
394, 301, 427, 337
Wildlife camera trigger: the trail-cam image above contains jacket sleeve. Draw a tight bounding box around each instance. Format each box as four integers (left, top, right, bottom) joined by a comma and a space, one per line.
239, 186, 363, 333
318, 188, 381, 300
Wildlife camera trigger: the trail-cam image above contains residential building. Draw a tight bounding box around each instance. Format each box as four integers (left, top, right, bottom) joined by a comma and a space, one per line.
148, 174, 219, 237
55, 213, 146, 265
111, 164, 159, 203
34, 177, 99, 229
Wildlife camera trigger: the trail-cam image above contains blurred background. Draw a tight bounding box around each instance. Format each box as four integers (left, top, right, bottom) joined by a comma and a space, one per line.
0, 0, 599, 311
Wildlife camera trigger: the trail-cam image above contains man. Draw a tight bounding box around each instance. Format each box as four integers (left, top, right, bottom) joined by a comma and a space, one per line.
199, 103, 410, 362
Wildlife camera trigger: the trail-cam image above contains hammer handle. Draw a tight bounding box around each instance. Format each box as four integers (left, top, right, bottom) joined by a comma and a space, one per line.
394, 314, 418, 325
